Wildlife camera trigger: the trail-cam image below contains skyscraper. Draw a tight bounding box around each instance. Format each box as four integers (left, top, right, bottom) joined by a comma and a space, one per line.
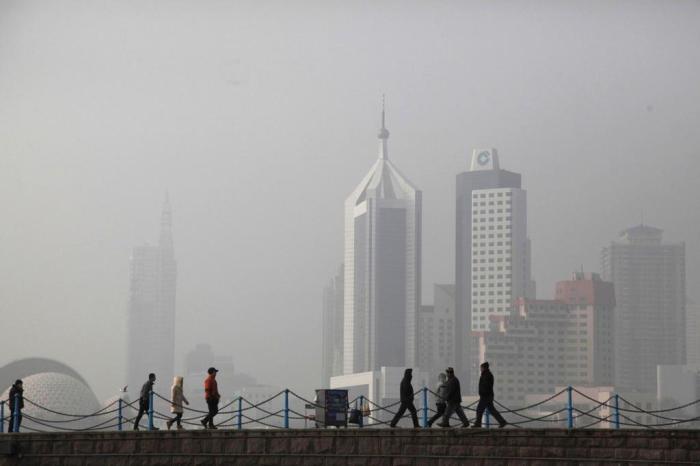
127, 197, 177, 389
321, 265, 344, 385
602, 224, 685, 392
455, 149, 533, 384
343, 104, 422, 374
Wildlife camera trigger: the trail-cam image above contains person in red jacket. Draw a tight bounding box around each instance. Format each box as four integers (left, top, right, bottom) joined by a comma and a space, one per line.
201, 367, 220, 429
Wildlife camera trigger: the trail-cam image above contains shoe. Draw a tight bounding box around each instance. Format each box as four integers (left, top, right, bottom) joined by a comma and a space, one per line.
201, 419, 208, 429
460, 423, 470, 428
209, 424, 217, 430
498, 422, 507, 429
166, 420, 173, 430
471, 424, 482, 428
436, 423, 451, 428
177, 425, 184, 430
133, 426, 140, 431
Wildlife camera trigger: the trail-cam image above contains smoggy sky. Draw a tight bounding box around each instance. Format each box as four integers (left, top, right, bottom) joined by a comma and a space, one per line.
1, 0, 699, 399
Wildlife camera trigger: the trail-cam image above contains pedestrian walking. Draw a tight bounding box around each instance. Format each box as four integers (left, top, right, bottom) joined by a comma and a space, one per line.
427, 373, 448, 427
201, 367, 220, 429
7, 380, 23, 432
133, 373, 156, 430
437, 367, 470, 428
472, 362, 507, 428
390, 368, 420, 428
166, 376, 189, 430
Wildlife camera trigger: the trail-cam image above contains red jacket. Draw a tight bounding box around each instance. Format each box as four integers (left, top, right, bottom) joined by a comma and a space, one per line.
204, 375, 220, 401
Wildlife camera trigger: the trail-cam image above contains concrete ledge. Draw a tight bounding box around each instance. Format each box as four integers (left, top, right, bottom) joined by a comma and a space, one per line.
1, 429, 699, 465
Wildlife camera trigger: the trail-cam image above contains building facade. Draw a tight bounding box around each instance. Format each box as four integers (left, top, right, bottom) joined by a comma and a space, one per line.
686, 298, 700, 367
322, 265, 344, 385
602, 224, 686, 392
455, 148, 533, 385
343, 106, 422, 374
127, 198, 177, 390
418, 284, 456, 378
482, 273, 614, 405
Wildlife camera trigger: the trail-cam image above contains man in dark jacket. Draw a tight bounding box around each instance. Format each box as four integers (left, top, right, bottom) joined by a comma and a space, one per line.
389, 368, 420, 428
473, 362, 507, 428
438, 367, 470, 427
8, 379, 24, 432
133, 373, 156, 430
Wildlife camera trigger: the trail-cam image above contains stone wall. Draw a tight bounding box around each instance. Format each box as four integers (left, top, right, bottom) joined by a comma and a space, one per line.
1, 429, 699, 465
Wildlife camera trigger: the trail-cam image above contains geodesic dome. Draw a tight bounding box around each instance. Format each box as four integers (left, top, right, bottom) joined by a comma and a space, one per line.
1, 372, 102, 431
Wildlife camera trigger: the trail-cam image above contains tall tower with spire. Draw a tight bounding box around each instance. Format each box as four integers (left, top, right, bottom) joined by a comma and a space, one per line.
127, 197, 178, 390
343, 101, 422, 374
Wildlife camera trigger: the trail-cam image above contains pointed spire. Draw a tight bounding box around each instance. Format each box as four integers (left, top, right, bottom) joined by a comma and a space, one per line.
378, 94, 389, 159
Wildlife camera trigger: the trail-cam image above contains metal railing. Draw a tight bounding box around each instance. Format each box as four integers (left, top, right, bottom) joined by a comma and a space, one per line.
1, 385, 699, 433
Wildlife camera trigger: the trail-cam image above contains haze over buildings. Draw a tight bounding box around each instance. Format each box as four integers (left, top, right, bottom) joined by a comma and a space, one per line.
602, 225, 686, 392
483, 272, 615, 405
321, 265, 344, 384
127, 198, 177, 390
1, 1, 699, 399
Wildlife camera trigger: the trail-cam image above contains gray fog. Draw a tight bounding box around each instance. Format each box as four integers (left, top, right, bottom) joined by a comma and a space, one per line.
1, 0, 699, 399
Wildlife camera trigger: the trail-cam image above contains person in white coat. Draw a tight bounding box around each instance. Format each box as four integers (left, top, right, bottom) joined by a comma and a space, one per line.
166, 376, 189, 430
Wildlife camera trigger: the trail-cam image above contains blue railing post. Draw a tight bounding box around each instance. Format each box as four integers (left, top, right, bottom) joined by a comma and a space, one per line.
485, 408, 491, 428
118, 398, 123, 432
0, 400, 4, 433
567, 386, 574, 429
148, 391, 154, 431
613, 394, 620, 430
237, 397, 242, 430
284, 389, 289, 429
13, 393, 20, 433
422, 387, 428, 428
358, 395, 364, 428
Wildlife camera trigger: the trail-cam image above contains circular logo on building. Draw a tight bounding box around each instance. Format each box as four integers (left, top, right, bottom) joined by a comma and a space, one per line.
477, 151, 491, 166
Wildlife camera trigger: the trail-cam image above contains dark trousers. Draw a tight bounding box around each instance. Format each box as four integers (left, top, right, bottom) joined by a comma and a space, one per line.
442, 402, 470, 426
428, 402, 446, 427
7, 412, 22, 432
202, 398, 219, 427
474, 397, 506, 426
134, 399, 149, 428
390, 401, 419, 427
169, 412, 183, 427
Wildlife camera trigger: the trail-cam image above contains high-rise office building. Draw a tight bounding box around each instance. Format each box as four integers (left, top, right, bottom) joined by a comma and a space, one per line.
127, 198, 177, 389
483, 272, 614, 405
322, 265, 344, 385
417, 284, 456, 378
602, 224, 686, 392
455, 149, 534, 384
343, 105, 422, 374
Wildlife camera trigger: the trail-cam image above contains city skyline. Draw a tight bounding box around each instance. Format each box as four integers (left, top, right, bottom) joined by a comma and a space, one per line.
1, 1, 699, 400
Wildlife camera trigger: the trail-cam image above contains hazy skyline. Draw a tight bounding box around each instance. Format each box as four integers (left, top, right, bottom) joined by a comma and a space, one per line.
1, 0, 699, 399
